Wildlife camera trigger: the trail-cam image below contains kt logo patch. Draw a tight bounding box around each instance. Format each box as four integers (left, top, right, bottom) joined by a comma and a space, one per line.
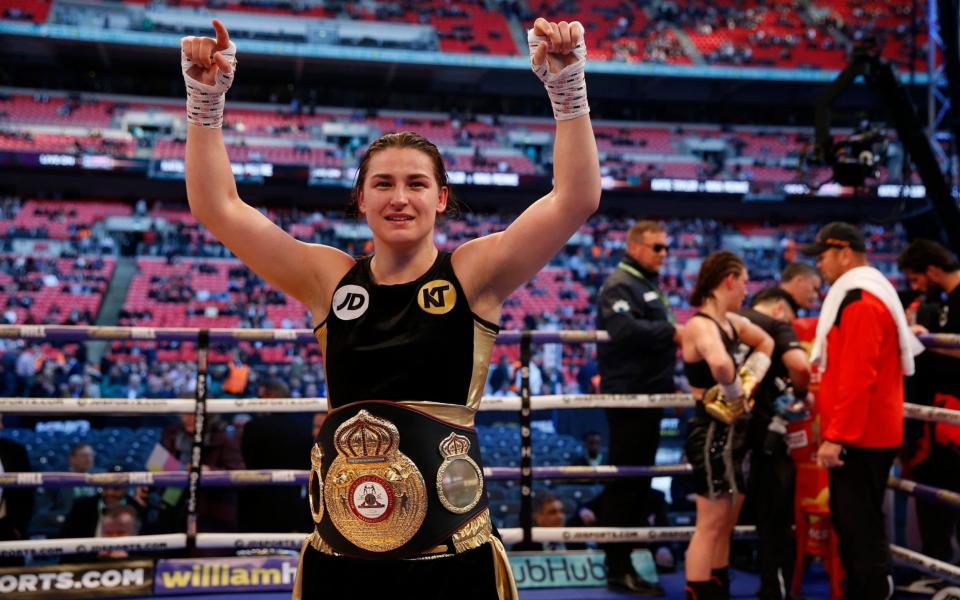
332, 285, 370, 320
418, 280, 456, 315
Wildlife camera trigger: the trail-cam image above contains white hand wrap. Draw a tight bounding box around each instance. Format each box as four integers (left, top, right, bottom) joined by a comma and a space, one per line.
181, 41, 237, 129
743, 352, 772, 382
527, 29, 589, 121
720, 375, 743, 400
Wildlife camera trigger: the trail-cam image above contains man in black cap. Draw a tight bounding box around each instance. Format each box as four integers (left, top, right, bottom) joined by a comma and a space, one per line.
801, 222, 923, 600
596, 220, 678, 596
739, 287, 811, 599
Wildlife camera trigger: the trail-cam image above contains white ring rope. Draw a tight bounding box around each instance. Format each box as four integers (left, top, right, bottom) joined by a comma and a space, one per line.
500, 526, 756, 546
2, 396, 957, 426
0, 534, 186, 558
904, 402, 960, 426
891, 545, 960, 584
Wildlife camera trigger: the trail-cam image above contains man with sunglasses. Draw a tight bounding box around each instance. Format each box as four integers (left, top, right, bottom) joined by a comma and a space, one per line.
596, 220, 679, 596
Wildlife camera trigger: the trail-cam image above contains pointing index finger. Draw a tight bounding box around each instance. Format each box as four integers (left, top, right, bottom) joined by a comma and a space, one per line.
212, 19, 230, 50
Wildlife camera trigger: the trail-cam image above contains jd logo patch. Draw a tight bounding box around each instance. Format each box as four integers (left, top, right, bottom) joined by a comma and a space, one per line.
332, 285, 370, 320
418, 280, 456, 315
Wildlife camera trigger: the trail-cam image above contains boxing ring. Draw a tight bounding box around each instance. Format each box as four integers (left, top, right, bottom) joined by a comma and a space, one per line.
0, 324, 959, 599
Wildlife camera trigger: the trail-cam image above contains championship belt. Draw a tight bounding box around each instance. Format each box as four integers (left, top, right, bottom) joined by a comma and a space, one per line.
310, 400, 488, 559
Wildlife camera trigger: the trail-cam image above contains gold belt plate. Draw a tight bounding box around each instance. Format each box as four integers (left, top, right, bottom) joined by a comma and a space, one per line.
323, 409, 427, 552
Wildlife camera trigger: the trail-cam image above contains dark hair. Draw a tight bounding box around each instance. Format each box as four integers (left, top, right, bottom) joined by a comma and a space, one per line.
897, 239, 960, 273
689, 251, 745, 307
533, 491, 562, 514
781, 262, 819, 283
349, 131, 460, 218
69, 442, 93, 456
627, 220, 666, 244
258, 378, 290, 399
103, 505, 141, 528
750, 286, 799, 313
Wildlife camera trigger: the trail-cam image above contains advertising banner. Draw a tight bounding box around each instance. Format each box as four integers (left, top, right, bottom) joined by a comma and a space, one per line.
154, 556, 298, 594
0, 560, 153, 599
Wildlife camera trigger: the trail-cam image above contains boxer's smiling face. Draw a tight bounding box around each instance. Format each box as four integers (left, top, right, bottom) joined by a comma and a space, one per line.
358, 147, 448, 249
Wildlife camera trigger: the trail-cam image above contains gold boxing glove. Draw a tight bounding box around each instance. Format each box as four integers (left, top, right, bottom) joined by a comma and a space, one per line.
702, 352, 772, 425
703, 376, 744, 425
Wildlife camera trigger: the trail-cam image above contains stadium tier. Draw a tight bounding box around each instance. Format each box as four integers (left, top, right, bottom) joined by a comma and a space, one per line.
0, 0, 932, 71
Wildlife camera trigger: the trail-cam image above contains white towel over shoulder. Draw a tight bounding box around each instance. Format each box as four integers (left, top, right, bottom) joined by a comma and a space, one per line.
811, 266, 924, 375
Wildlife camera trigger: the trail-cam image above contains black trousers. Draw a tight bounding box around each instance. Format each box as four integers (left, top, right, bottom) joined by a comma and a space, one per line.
828, 446, 897, 600
599, 406, 663, 576
747, 443, 796, 600
297, 542, 500, 598
914, 443, 960, 563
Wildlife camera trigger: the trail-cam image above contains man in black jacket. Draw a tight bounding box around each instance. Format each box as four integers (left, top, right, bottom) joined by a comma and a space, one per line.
596, 220, 679, 596
0, 415, 34, 567
739, 287, 811, 599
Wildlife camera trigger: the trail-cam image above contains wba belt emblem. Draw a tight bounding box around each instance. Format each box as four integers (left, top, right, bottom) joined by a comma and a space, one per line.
324, 410, 427, 552
436, 432, 483, 514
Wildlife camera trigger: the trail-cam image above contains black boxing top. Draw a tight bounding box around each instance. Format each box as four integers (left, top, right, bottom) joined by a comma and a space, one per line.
314, 251, 500, 410
683, 312, 740, 390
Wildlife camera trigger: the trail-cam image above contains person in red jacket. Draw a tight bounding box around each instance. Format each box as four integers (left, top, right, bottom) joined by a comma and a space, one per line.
801, 222, 923, 600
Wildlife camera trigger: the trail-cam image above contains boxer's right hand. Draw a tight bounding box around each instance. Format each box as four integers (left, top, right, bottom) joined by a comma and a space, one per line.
181, 19, 235, 87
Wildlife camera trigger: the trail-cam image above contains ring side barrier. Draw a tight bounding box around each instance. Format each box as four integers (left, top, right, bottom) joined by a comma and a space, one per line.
2, 325, 960, 583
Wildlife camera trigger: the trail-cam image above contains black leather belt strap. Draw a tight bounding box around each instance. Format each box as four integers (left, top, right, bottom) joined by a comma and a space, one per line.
316, 400, 488, 559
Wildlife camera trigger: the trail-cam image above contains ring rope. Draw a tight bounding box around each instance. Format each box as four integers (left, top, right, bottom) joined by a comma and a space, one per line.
0, 534, 186, 558
891, 544, 960, 584
0, 325, 957, 350
887, 476, 960, 509
0, 465, 695, 488
5, 467, 958, 511
499, 525, 757, 545
1, 530, 957, 585
2, 397, 958, 427
2, 323, 959, 583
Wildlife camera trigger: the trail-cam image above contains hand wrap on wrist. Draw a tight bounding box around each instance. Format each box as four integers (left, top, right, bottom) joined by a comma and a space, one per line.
181, 41, 237, 128
527, 29, 589, 121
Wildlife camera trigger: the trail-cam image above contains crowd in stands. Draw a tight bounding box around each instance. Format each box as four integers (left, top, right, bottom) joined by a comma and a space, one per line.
0, 90, 915, 193
0, 197, 910, 398
2, 0, 929, 71
0, 194, 916, 548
